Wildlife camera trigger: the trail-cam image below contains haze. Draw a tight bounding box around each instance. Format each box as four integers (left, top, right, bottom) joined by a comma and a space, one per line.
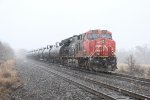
0, 0, 150, 50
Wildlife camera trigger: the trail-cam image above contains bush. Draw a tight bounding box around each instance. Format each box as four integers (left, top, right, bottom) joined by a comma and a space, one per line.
0, 60, 19, 96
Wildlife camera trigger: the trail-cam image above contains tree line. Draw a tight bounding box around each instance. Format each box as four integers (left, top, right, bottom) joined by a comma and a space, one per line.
0, 41, 14, 63
117, 45, 150, 64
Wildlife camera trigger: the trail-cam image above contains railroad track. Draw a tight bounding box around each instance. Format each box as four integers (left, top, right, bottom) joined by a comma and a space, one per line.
111, 72, 150, 82
35, 65, 131, 100
30, 59, 150, 87
72, 67, 150, 86
63, 70, 150, 100
59, 64, 150, 87
30, 60, 150, 100
64, 65, 150, 87
49, 62, 150, 87
104, 72, 150, 87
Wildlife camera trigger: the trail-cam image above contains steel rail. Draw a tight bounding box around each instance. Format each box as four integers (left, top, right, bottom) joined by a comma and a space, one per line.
111, 72, 150, 83
96, 72, 150, 87
58, 68, 150, 100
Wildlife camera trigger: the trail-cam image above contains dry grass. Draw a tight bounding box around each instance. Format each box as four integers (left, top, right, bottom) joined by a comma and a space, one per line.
116, 63, 150, 78
0, 60, 21, 98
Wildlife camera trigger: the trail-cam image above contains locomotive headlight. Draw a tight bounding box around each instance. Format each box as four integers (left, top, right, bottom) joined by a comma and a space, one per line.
102, 40, 105, 44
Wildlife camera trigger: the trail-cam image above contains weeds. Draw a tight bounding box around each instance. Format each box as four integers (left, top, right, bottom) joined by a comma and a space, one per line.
0, 60, 20, 98
117, 63, 150, 78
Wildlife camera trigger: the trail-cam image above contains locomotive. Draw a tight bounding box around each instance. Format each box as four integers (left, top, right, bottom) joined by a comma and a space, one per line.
27, 29, 117, 72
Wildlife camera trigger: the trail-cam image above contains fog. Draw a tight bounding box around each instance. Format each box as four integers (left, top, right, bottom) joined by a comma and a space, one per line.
0, 0, 150, 50
117, 45, 150, 64
0, 41, 14, 61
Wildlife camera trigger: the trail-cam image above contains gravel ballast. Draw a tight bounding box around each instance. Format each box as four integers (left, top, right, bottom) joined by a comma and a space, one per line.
9, 59, 99, 100
31, 59, 150, 97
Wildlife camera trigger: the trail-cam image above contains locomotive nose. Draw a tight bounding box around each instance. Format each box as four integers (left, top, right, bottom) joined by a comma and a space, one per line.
95, 40, 107, 56
95, 39, 113, 57
96, 46, 108, 56
95, 44, 101, 56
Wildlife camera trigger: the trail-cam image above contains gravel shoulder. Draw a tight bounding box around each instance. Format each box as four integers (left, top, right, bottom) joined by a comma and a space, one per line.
9, 58, 99, 100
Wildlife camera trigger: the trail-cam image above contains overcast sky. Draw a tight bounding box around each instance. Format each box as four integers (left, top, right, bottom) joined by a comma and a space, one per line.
0, 0, 150, 50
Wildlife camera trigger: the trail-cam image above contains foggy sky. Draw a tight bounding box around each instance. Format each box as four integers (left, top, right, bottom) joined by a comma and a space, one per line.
0, 0, 150, 50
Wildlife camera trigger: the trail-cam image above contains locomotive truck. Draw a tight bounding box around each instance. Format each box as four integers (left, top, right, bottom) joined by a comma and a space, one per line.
27, 29, 117, 72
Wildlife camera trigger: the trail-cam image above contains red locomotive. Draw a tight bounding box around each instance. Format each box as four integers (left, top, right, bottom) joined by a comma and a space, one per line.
27, 29, 117, 72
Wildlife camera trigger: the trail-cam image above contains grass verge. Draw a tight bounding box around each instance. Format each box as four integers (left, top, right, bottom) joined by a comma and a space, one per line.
0, 60, 21, 98
116, 63, 150, 78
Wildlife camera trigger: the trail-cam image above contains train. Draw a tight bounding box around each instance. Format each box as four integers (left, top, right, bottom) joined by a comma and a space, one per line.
27, 29, 117, 72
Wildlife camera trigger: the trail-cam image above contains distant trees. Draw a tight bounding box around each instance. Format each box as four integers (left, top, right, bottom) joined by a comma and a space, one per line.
134, 45, 150, 64
117, 45, 150, 64
16, 49, 28, 58
116, 45, 150, 78
0, 41, 14, 63
117, 54, 145, 77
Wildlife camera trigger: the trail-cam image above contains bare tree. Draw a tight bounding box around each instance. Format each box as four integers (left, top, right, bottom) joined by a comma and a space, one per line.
126, 54, 136, 73
126, 54, 135, 68
126, 54, 145, 77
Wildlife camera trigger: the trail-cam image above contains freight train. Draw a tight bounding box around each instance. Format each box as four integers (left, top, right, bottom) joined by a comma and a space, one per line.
27, 29, 117, 72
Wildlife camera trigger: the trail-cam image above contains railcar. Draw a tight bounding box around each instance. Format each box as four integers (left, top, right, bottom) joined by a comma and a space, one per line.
42, 45, 53, 61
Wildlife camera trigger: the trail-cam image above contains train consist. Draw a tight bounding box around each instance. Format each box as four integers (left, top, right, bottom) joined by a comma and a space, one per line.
27, 29, 117, 72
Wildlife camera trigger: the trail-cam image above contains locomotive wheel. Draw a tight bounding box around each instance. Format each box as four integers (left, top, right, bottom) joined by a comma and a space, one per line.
84, 59, 90, 70
78, 59, 82, 68
78, 59, 84, 68
62, 58, 68, 66
86, 59, 94, 72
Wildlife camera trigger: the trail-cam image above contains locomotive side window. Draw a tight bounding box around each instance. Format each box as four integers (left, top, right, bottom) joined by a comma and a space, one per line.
101, 33, 112, 39
87, 33, 100, 40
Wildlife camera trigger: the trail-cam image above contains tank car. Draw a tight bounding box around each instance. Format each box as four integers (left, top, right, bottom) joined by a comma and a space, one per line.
33, 49, 39, 60
38, 48, 46, 60
48, 43, 64, 63
42, 45, 53, 61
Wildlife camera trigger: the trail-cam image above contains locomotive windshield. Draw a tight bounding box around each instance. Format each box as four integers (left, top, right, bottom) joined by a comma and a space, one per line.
101, 33, 112, 39
87, 33, 100, 40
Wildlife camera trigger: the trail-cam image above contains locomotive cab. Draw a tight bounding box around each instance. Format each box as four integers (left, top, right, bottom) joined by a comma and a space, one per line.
82, 29, 117, 71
